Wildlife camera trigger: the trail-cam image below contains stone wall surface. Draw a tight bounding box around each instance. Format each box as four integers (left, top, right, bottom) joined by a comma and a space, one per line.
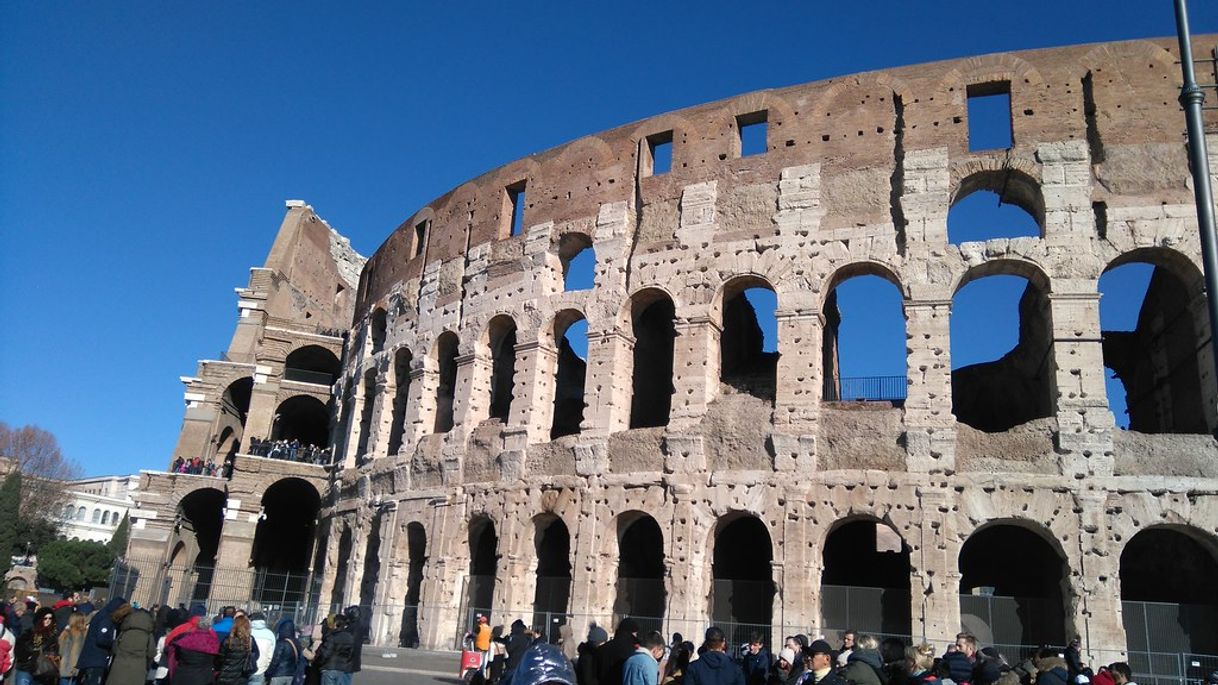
134, 37, 1218, 661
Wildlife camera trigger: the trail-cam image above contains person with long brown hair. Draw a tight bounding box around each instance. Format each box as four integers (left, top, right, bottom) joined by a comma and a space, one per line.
217, 615, 258, 685
15, 608, 60, 685
56, 612, 87, 685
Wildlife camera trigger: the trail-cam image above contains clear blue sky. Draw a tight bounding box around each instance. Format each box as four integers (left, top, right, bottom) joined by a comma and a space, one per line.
2, 2, 1214, 475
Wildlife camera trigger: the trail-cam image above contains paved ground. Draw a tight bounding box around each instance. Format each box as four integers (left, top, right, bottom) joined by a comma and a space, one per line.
355, 648, 469, 685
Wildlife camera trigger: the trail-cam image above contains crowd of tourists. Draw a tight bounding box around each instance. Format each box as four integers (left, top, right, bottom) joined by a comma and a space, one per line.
169, 458, 222, 478
470, 619, 1207, 685
0, 594, 366, 685
246, 439, 333, 466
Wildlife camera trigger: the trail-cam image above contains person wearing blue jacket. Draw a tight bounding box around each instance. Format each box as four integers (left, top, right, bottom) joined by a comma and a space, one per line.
687, 628, 746, 685
623, 632, 666, 685
76, 597, 127, 685
742, 633, 772, 685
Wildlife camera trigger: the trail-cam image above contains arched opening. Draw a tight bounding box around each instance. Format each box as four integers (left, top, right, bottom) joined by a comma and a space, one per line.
387, 348, 413, 455
434, 333, 459, 433
329, 526, 353, 612
272, 395, 330, 447
613, 513, 666, 633
467, 517, 498, 618
487, 316, 518, 422
1120, 527, 1218, 657
215, 377, 253, 459
250, 478, 321, 609
356, 369, 378, 457
370, 309, 387, 354
284, 345, 341, 386
399, 522, 428, 648
958, 523, 1066, 647
822, 269, 906, 402
629, 290, 676, 429
358, 513, 383, 626
1101, 251, 1211, 433
821, 519, 912, 638
552, 312, 588, 439
947, 171, 1044, 244
720, 278, 778, 400
712, 514, 774, 646
173, 488, 226, 604
532, 514, 572, 642
951, 268, 1054, 431
559, 232, 596, 292
215, 426, 238, 464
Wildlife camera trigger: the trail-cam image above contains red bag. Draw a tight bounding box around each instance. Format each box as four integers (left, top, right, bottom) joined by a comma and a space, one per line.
460, 649, 483, 674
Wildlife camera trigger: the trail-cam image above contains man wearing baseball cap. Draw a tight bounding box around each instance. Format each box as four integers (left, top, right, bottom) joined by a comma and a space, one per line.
802, 640, 847, 685
686, 627, 745, 685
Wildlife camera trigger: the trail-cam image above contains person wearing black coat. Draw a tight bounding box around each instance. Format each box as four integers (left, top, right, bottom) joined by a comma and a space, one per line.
267, 619, 303, 685
342, 607, 364, 675
505, 620, 531, 674
595, 618, 639, 685
76, 597, 126, 685
576, 624, 608, 685
314, 615, 355, 685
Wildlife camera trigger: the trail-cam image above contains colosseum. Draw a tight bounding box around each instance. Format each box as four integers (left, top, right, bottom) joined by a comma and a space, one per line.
119, 35, 1218, 672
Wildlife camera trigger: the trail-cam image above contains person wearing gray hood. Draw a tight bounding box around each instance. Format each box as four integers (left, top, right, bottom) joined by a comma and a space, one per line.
840, 635, 885, 685
249, 613, 277, 685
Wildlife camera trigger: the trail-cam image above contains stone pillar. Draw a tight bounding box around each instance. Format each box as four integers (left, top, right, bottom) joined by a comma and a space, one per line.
366, 373, 393, 461
904, 299, 956, 473
1049, 286, 1115, 477
1074, 490, 1126, 658
453, 352, 492, 441
664, 484, 712, 636
670, 317, 721, 429
243, 377, 278, 449
581, 328, 634, 435
408, 367, 437, 447
772, 307, 822, 471
370, 506, 400, 646
1039, 141, 1094, 247
209, 496, 259, 609
912, 486, 960, 645
777, 499, 817, 636
510, 340, 558, 447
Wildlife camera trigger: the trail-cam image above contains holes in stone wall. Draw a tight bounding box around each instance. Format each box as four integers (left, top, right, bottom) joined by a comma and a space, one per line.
487, 316, 518, 422
643, 130, 673, 177
629, 291, 676, 429
720, 279, 778, 400
387, 348, 412, 455
737, 110, 768, 157
951, 270, 1054, 432
959, 524, 1066, 647
966, 81, 1012, 151
558, 232, 596, 292
552, 311, 587, 439
433, 332, 459, 434
822, 272, 906, 403
505, 180, 527, 237
1101, 252, 1209, 433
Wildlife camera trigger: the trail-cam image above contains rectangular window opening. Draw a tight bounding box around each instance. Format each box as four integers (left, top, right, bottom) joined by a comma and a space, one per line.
414, 219, 429, 258
737, 110, 768, 157
505, 181, 527, 237
966, 82, 1012, 152
645, 131, 673, 177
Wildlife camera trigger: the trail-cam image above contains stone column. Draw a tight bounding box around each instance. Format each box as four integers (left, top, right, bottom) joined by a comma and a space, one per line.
777, 499, 817, 636
670, 316, 721, 429
581, 328, 634, 435
453, 352, 492, 441
209, 496, 260, 609
912, 486, 960, 645
243, 378, 278, 449
1074, 490, 1126, 657
509, 340, 558, 447
772, 307, 822, 471
1049, 286, 1115, 477
370, 506, 400, 646
366, 373, 393, 461
904, 299, 956, 473
407, 367, 437, 448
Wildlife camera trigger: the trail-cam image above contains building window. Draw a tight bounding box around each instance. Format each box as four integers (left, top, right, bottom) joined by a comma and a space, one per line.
504, 181, 527, 237
101, 511, 109, 525
737, 111, 768, 157
643, 131, 673, 177
413, 219, 429, 258
76, 506, 85, 521
91, 509, 101, 524
967, 82, 1013, 151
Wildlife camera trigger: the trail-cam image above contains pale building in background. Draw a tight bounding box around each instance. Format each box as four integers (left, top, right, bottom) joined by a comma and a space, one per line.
57, 475, 139, 543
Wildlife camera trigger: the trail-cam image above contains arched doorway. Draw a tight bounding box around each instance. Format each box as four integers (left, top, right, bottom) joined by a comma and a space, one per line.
250, 478, 321, 610
1120, 527, 1218, 658
171, 488, 226, 605
284, 345, 341, 386
719, 277, 778, 400
273, 395, 330, 447
533, 514, 572, 642
213, 377, 253, 461
958, 522, 1067, 647
629, 290, 675, 428
329, 526, 354, 613
712, 514, 774, 646
613, 513, 666, 633
399, 523, 427, 647
821, 519, 911, 638
466, 517, 498, 620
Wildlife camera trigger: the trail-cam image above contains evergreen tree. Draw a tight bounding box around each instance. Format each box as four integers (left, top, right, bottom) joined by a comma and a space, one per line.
36, 539, 114, 592
0, 471, 22, 566
108, 513, 130, 556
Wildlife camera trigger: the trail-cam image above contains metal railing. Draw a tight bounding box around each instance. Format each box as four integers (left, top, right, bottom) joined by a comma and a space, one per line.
283, 368, 336, 386
826, 375, 907, 402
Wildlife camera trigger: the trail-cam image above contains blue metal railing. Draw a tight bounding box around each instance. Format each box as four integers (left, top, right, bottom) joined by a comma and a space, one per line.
826, 375, 907, 402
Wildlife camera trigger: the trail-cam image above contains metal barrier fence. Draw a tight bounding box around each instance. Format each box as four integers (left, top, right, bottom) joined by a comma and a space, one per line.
826, 376, 907, 402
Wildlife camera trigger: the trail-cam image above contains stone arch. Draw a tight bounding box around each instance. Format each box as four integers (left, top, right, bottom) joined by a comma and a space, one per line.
715, 274, 779, 400
272, 394, 330, 447
466, 514, 499, 616
957, 518, 1069, 647
948, 165, 1046, 237
611, 510, 667, 628
482, 314, 519, 422
532, 512, 572, 641
547, 308, 588, 439
1118, 523, 1218, 654
399, 520, 428, 648
623, 287, 677, 429
213, 376, 253, 460
431, 331, 460, 433
386, 347, 414, 455
953, 258, 1052, 296
555, 231, 596, 292
938, 52, 1047, 92
169, 486, 227, 605
284, 345, 341, 385
370, 308, 388, 355
820, 514, 912, 638
250, 477, 321, 606
821, 263, 907, 403
710, 511, 775, 644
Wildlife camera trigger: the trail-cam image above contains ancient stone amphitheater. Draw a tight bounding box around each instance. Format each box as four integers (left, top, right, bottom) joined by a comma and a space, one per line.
124, 36, 1218, 666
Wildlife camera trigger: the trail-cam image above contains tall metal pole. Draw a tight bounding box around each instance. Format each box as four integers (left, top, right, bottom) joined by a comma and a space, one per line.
1174, 0, 1218, 400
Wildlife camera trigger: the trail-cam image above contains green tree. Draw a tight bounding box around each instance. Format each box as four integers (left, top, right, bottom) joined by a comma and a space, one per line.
108, 513, 130, 556
0, 471, 21, 567
36, 539, 115, 592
